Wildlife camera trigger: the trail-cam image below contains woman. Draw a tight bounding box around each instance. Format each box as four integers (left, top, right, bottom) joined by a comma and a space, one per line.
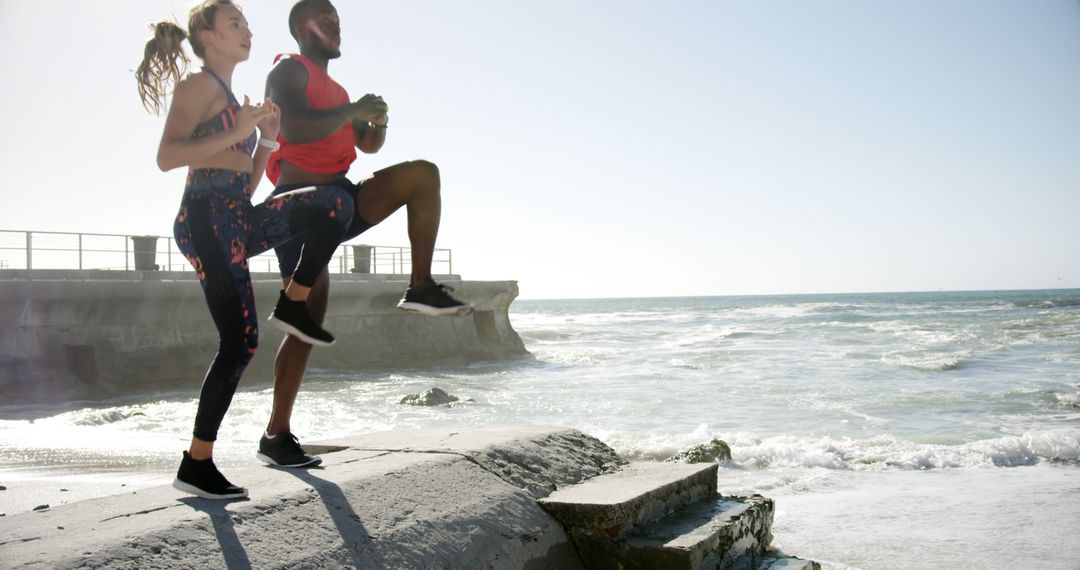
137, 0, 352, 499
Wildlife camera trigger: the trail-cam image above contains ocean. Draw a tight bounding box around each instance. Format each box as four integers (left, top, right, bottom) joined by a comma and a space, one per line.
2, 289, 1079, 568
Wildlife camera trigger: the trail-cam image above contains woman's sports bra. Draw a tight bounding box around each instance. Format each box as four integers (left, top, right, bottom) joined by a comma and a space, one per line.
191, 68, 257, 156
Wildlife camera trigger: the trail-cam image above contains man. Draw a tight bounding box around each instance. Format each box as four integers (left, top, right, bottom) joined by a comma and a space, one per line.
256, 0, 473, 468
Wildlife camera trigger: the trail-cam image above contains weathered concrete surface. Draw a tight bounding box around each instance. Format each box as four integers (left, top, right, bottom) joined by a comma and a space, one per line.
0, 270, 527, 406
315, 426, 626, 500
624, 495, 774, 570
0, 426, 619, 570
560, 496, 775, 570
539, 462, 717, 535
537, 460, 789, 570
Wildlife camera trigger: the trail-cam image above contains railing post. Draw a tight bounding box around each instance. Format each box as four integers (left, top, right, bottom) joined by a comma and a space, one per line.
167, 238, 172, 271
124, 235, 129, 270
78, 233, 83, 270
448, 249, 453, 276
25, 231, 32, 270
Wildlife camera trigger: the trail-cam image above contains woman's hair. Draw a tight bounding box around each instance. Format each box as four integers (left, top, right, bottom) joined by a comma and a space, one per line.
136, 0, 238, 115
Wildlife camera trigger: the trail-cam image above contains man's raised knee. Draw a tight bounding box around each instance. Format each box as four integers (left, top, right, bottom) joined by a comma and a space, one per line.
410, 159, 440, 186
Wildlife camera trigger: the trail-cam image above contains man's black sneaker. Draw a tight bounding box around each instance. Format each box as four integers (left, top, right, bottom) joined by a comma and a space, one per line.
172, 451, 248, 500
396, 279, 475, 316
267, 290, 335, 346
256, 431, 322, 468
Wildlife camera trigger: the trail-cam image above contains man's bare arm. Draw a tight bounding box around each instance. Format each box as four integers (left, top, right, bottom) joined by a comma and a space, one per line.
266, 58, 387, 144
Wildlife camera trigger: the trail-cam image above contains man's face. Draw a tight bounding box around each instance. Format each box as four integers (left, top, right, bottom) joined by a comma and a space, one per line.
303, 2, 342, 59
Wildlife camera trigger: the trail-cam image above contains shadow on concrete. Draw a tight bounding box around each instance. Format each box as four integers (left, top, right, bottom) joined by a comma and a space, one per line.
282, 467, 389, 568
178, 497, 253, 570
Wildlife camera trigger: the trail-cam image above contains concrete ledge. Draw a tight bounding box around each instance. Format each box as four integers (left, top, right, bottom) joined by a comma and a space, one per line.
0, 272, 528, 406
538, 462, 717, 533
0, 426, 619, 570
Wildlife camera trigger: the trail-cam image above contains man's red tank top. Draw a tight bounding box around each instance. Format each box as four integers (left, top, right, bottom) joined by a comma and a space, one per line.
267, 54, 357, 185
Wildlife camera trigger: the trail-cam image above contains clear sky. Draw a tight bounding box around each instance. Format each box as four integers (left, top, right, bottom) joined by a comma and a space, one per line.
1, 0, 1077, 299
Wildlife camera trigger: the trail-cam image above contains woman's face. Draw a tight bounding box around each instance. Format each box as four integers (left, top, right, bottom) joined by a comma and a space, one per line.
202, 5, 253, 63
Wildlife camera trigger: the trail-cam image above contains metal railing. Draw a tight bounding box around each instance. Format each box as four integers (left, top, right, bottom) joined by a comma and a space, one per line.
0, 230, 452, 276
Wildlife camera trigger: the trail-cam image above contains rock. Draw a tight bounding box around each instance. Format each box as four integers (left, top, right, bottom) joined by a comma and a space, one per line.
0, 485, 6, 491
666, 438, 732, 464
33, 504, 49, 512
400, 387, 460, 406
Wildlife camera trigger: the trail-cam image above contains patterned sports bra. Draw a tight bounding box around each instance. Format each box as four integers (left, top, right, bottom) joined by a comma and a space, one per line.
191, 68, 257, 156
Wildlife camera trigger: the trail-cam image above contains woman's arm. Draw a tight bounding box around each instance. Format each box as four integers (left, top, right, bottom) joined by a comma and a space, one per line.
248, 101, 281, 194
156, 74, 271, 172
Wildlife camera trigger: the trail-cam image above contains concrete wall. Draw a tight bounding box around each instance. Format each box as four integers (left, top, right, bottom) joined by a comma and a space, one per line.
0, 270, 527, 405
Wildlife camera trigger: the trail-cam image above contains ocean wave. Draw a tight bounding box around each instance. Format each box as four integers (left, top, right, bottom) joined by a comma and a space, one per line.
533, 351, 601, 366
723, 431, 1080, 471
1053, 392, 1080, 408
599, 428, 1080, 471
70, 408, 147, 426
1022, 298, 1080, 309
881, 352, 972, 372
733, 305, 820, 319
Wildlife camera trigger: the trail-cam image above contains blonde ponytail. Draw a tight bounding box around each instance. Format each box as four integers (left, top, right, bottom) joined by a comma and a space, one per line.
136, 21, 190, 115
135, 1, 237, 115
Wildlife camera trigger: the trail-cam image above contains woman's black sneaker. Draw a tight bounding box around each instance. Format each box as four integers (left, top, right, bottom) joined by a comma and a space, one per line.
257, 431, 322, 468
396, 279, 475, 316
172, 451, 248, 500
267, 290, 336, 346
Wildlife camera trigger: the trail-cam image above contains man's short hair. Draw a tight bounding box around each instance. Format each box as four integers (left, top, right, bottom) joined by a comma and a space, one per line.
288, 0, 321, 39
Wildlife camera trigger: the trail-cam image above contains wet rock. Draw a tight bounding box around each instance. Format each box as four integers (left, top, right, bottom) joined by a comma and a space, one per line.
33, 504, 49, 512
400, 387, 460, 406
666, 438, 732, 464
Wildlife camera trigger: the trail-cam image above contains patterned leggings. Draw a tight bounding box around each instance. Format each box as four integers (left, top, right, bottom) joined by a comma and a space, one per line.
174, 168, 354, 442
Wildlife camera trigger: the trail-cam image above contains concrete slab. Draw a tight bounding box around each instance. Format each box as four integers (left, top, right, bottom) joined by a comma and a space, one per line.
623, 495, 774, 570
325, 425, 626, 499
538, 462, 718, 533
564, 495, 775, 570
0, 427, 618, 570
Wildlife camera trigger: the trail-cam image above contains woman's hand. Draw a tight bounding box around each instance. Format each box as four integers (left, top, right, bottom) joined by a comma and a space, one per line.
256, 98, 281, 140
235, 95, 276, 139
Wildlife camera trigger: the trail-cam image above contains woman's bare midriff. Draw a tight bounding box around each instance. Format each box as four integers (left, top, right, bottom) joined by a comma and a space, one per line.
190, 149, 254, 174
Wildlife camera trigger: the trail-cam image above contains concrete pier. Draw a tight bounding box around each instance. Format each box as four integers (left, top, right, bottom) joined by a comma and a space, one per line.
0, 270, 527, 405
0, 427, 817, 570
0, 426, 620, 569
